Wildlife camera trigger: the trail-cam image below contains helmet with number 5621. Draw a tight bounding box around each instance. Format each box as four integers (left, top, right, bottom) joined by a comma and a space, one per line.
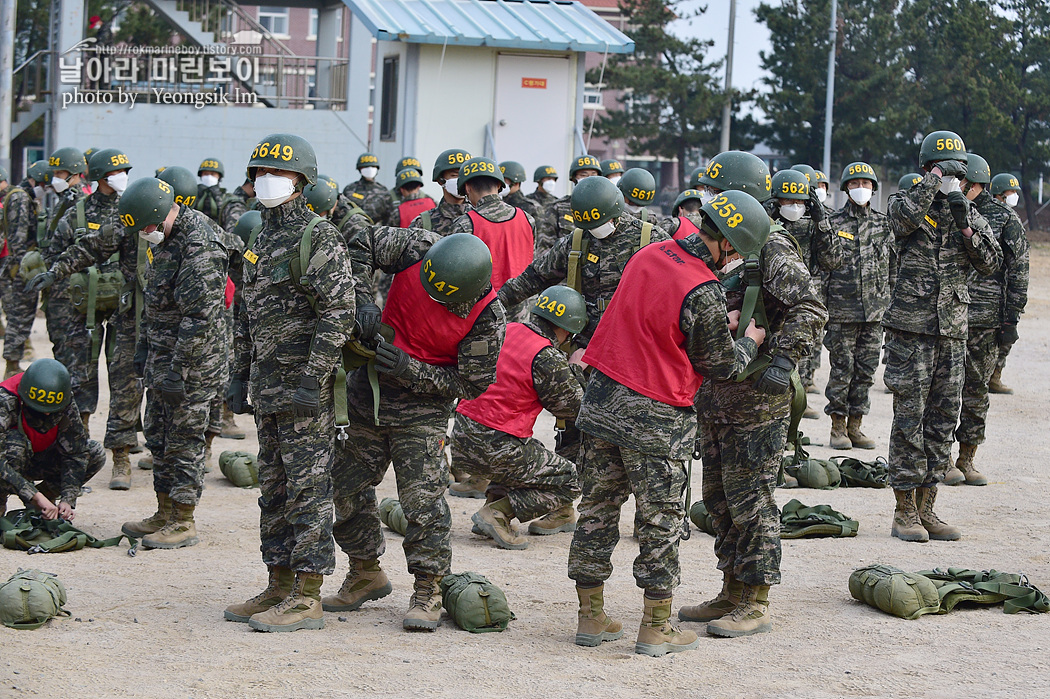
700, 190, 771, 258
771, 169, 810, 201
18, 358, 73, 414
246, 133, 317, 184
420, 234, 493, 304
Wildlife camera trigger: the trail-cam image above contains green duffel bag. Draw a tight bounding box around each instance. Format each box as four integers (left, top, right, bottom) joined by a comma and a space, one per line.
68, 266, 125, 315
219, 450, 259, 488
439, 572, 515, 633
688, 501, 716, 536
379, 497, 408, 536
848, 564, 940, 620
832, 456, 889, 488
0, 569, 70, 629
780, 499, 859, 539
786, 457, 841, 490
917, 567, 1050, 615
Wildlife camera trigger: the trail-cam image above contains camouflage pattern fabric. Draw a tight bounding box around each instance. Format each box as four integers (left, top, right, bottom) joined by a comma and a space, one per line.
954, 327, 999, 446
143, 386, 211, 505
503, 189, 540, 221
525, 186, 558, 214
1, 184, 41, 362
408, 199, 470, 237
823, 322, 882, 417
448, 193, 536, 237
195, 183, 225, 223
46, 187, 85, 236
342, 177, 394, 225
968, 190, 1029, 329
384, 191, 436, 226
102, 310, 144, 449
533, 195, 573, 256
219, 185, 256, 233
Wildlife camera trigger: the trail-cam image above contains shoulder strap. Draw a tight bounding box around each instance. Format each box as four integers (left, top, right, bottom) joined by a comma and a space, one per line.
297, 216, 323, 287
566, 227, 587, 294
420, 210, 432, 231
337, 203, 372, 231
76, 197, 87, 234
636, 220, 653, 253
639, 207, 649, 223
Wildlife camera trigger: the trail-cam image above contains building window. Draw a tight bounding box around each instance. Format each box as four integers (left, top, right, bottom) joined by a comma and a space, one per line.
308, 9, 318, 39
583, 85, 604, 109
258, 6, 289, 37
380, 56, 399, 141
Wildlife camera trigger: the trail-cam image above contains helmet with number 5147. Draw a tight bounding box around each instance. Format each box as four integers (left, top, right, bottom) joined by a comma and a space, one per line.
420, 234, 493, 304
700, 190, 771, 258
246, 133, 317, 184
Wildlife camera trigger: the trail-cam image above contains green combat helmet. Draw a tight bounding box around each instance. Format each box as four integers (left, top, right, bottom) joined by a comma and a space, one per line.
771, 169, 810, 200
87, 149, 132, 181
499, 161, 527, 185
618, 167, 656, 207
531, 285, 587, 334
688, 165, 707, 189
232, 210, 262, 246
672, 189, 705, 216
699, 190, 771, 259
48, 147, 87, 176
157, 166, 199, 207
840, 162, 879, 191
990, 173, 1021, 197
533, 165, 558, 183
814, 170, 830, 188
396, 156, 422, 175
420, 233, 492, 304
118, 177, 174, 232
919, 130, 966, 168
27, 160, 51, 185
319, 173, 339, 190
18, 358, 73, 414
246, 134, 317, 185
197, 157, 224, 177
965, 153, 991, 185
570, 176, 625, 229
304, 177, 339, 214
394, 168, 425, 191
698, 151, 772, 202
432, 149, 472, 181
458, 156, 505, 195
356, 152, 380, 171
791, 164, 817, 184
898, 173, 923, 190
569, 154, 602, 180
600, 159, 624, 178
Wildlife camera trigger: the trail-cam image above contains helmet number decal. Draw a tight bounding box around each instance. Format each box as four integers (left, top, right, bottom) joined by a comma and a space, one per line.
707, 162, 721, 179
573, 207, 603, 223
935, 138, 964, 152
251, 142, 295, 162
536, 294, 566, 317
200, 160, 220, 170
446, 152, 470, 165
462, 160, 497, 176
629, 187, 655, 202
709, 196, 744, 228
26, 386, 63, 405
120, 213, 135, 227
847, 163, 875, 176
109, 153, 130, 167
780, 181, 807, 195
422, 258, 460, 297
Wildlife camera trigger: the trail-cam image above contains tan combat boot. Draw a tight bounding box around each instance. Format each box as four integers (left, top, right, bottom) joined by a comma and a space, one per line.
829, 414, 851, 450
321, 558, 393, 612
108, 447, 132, 490
917, 485, 961, 541
847, 415, 876, 450
891, 489, 929, 542
954, 443, 987, 486
3, 359, 20, 379
636, 595, 699, 655
121, 492, 172, 537
224, 566, 294, 622
220, 405, 246, 439
142, 501, 199, 549
944, 449, 966, 486
403, 574, 443, 631
706, 584, 772, 638
248, 572, 324, 632
528, 504, 577, 535
203, 432, 215, 473
80, 413, 91, 439
138, 454, 153, 470
678, 573, 743, 622
988, 366, 1013, 394
802, 404, 820, 420
449, 475, 489, 499
471, 497, 528, 550
575, 584, 623, 647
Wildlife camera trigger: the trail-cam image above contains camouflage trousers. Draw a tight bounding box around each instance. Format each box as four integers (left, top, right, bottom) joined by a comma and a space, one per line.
955, 327, 999, 446
567, 433, 686, 593
0, 260, 38, 362
331, 412, 451, 576
143, 384, 211, 506
0, 440, 105, 503
451, 413, 579, 521
798, 330, 823, 388
206, 306, 234, 436
103, 309, 144, 449
823, 321, 882, 417
994, 331, 1017, 373
256, 409, 336, 575
44, 292, 111, 414
701, 418, 785, 587
883, 329, 965, 489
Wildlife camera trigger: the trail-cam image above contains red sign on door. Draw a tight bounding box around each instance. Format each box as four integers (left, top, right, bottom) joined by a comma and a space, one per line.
522, 77, 547, 89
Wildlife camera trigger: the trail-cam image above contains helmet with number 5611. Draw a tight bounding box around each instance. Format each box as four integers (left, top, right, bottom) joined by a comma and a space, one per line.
570, 176, 624, 230
420, 234, 493, 304
18, 358, 73, 414
246, 133, 317, 184
700, 190, 771, 258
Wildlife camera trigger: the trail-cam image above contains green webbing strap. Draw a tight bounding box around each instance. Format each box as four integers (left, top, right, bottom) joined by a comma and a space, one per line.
420, 210, 432, 231
636, 220, 653, 253
86, 266, 104, 364
733, 256, 771, 382
135, 234, 147, 344
36, 210, 47, 247
639, 207, 649, 223
566, 228, 587, 294
0, 510, 128, 552
917, 568, 1050, 614
337, 203, 372, 231
787, 368, 806, 446
76, 197, 86, 233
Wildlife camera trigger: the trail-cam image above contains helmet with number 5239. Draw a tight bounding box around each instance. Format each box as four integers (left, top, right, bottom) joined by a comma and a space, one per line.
458, 157, 505, 195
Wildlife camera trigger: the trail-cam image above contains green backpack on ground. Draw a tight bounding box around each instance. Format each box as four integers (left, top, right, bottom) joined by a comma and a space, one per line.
832, 456, 889, 488
379, 497, 408, 536
916, 568, 1050, 615
688, 501, 716, 536
439, 572, 515, 633
784, 456, 841, 489
849, 564, 942, 620
0, 509, 127, 552
780, 499, 858, 539
219, 451, 259, 488
0, 569, 70, 629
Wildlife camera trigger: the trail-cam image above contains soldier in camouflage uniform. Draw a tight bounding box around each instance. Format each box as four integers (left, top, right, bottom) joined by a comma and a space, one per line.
324, 232, 505, 632
822, 162, 893, 450
342, 152, 394, 225
386, 169, 436, 227
195, 157, 226, 223
45, 148, 89, 249
986, 173, 1026, 394
116, 178, 228, 550
407, 149, 473, 235
884, 131, 1001, 543
500, 160, 540, 220
570, 191, 767, 656
948, 158, 1029, 486
224, 133, 356, 633
660, 189, 705, 239
527, 165, 559, 213
219, 178, 256, 233
534, 155, 603, 255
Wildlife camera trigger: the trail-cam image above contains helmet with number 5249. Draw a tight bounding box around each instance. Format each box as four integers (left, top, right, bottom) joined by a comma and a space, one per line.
697, 151, 772, 202
118, 177, 175, 233
458, 156, 505, 195
700, 190, 771, 258
771, 169, 810, 201
570, 176, 625, 230
530, 285, 587, 334
839, 161, 880, 191
246, 133, 317, 184
499, 161, 527, 185
420, 233, 493, 304
18, 358, 73, 414
919, 130, 966, 169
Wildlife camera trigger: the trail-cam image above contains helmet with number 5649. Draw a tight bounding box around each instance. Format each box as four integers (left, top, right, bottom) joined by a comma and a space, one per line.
246, 133, 317, 184
570, 176, 624, 230
18, 358, 73, 414
420, 234, 493, 304
700, 190, 771, 258
432, 149, 472, 181
530, 285, 587, 334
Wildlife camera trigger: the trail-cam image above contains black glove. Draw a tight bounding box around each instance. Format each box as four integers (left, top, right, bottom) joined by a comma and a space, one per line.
291, 376, 320, 418
998, 322, 1019, 346
24, 271, 55, 293
936, 159, 967, 179
159, 367, 186, 403
133, 343, 148, 378
227, 376, 252, 414
946, 191, 970, 229
806, 186, 826, 221
374, 340, 411, 377
356, 302, 383, 340
753, 354, 795, 395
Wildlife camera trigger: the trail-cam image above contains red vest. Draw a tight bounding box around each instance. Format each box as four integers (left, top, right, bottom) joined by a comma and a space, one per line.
382, 261, 498, 366
224, 276, 235, 309
456, 322, 550, 438
583, 241, 719, 407
0, 374, 59, 452
672, 216, 700, 241
399, 198, 436, 227
468, 209, 534, 290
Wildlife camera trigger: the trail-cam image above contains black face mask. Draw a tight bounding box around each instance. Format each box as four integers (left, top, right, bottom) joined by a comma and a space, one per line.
23, 405, 62, 432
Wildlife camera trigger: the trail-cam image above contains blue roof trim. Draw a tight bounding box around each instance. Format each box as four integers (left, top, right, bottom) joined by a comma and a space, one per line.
342, 0, 634, 53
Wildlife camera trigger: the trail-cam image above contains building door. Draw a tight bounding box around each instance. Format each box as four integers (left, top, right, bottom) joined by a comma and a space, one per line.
493, 53, 574, 197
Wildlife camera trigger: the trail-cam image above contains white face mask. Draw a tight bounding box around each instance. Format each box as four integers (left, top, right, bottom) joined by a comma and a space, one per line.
1005, 192, 1019, 207
625, 203, 642, 214
444, 178, 462, 199
200, 174, 219, 188
542, 179, 557, 195
33, 186, 46, 201
720, 257, 744, 275
779, 203, 805, 222
700, 190, 716, 205
139, 227, 164, 245
107, 172, 129, 195
848, 187, 873, 206
360, 167, 379, 180
815, 187, 828, 203
254, 173, 296, 208
51, 177, 70, 194
607, 175, 622, 185
939, 177, 961, 195
589, 220, 616, 239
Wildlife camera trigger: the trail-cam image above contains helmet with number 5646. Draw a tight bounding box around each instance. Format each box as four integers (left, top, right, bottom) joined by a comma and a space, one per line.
700, 190, 771, 258
246, 133, 317, 184
530, 285, 587, 334
18, 358, 73, 414
118, 177, 174, 233
570, 176, 624, 230
420, 234, 493, 304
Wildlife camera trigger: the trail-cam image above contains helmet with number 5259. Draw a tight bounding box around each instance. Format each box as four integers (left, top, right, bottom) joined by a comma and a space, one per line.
246, 133, 317, 184
570, 176, 625, 230
699, 190, 771, 258
530, 285, 587, 334
18, 358, 73, 414
420, 234, 493, 304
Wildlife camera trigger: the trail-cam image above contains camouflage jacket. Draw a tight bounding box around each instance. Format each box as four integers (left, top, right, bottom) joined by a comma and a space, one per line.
195, 183, 225, 222
1, 183, 38, 261
886, 172, 1001, 340
824, 201, 894, 323
347, 224, 507, 427
142, 205, 229, 390
503, 189, 540, 221
219, 185, 256, 233
525, 318, 584, 420
697, 230, 828, 424
233, 195, 357, 415
578, 236, 759, 459
499, 212, 670, 344
968, 190, 1029, 328
45, 190, 126, 299
534, 194, 573, 255
342, 177, 394, 225
0, 387, 91, 506
409, 198, 470, 236
765, 201, 844, 278
337, 204, 373, 249
448, 193, 537, 235
46, 187, 85, 237
526, 187, 558, 213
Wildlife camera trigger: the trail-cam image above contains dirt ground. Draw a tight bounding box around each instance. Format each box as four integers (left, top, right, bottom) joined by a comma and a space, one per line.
2, 247, 1049, 699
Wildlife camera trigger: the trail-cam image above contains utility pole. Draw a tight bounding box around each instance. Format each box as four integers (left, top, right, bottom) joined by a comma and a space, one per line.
719, 0, 736, 153
822, 0, 838, 176
0, 0, 15, 173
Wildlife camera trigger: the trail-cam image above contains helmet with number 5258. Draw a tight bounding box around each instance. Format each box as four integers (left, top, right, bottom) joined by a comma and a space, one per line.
118, 177, 175, 233
530, 285, 587, 334
18, 358, 73, 414
420, 234, 493, 304
246, 133, 317, 184
570, 176, 624, 230
700, 190, 771, 258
